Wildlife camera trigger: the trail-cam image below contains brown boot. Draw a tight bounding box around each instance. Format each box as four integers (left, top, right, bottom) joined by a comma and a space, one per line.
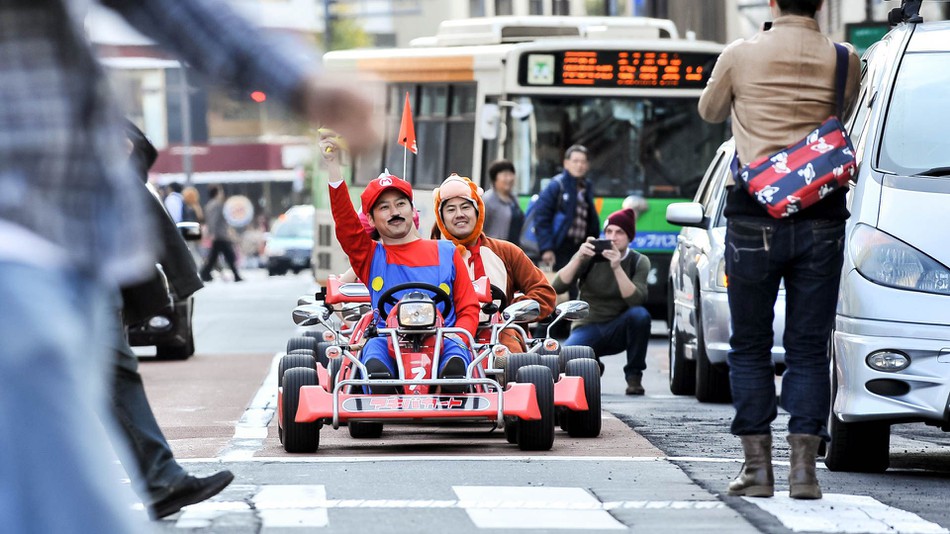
727, 434, 774, 497
625, 375, 644, 395
788, 434, 823, 499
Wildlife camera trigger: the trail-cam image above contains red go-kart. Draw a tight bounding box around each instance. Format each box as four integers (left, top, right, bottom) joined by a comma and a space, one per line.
277, 276, 559, 452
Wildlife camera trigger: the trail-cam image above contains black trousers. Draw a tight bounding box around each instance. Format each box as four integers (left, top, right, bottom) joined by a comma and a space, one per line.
200, 239, 241, 280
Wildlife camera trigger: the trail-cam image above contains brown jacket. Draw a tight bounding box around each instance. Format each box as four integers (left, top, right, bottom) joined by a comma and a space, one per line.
698, 15, 861, 167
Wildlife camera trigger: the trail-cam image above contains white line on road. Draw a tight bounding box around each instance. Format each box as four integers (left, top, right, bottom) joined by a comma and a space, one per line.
744, 493, 948, 534
455, 486, 626, 530
217, 353, 280, 461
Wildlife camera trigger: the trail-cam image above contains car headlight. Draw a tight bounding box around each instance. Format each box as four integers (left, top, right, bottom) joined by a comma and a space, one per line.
397, 301, 436, 328
715, 257, 728, 289
850, 223, 950, 295
148, 316, 172, 330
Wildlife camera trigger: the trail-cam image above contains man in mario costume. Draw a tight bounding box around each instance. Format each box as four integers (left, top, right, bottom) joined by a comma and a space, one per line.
323, 141, 479, 393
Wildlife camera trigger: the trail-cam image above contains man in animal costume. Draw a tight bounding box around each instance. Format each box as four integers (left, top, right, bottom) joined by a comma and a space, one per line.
432, 174, 556, 353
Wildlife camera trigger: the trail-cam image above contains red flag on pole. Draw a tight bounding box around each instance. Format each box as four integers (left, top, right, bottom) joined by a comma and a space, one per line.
397, 92, 418, 155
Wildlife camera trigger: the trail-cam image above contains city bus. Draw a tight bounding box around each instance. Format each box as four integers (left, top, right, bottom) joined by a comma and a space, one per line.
313, 16, 728, 321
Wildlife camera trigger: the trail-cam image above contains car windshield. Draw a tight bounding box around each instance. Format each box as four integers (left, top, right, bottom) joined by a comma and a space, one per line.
878, 52, 950, 176
505, 96, 727, 199
272, 217, 313, 239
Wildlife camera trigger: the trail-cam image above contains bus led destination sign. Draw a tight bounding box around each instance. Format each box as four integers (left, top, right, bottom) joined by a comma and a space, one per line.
520, 50, 717, 90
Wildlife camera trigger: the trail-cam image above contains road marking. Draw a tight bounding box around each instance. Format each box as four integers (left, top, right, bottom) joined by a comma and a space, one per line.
218, 353, 280, 461
183, 455, 686, 464
454, 486, 626, 530
744, 493, 948, 534
170, 484, 722, 529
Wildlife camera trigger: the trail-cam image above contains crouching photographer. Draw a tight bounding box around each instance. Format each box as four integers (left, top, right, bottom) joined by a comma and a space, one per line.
551, 208, 652, 395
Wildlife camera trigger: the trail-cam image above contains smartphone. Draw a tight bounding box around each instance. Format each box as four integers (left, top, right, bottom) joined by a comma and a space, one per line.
591, 239, 613, 255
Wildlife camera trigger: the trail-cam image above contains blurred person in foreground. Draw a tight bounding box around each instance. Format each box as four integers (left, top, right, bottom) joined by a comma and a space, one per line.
699, 0, 859, 499
0, 1, 376, 532
119, 122, 234, 520
431, 173, 556, 353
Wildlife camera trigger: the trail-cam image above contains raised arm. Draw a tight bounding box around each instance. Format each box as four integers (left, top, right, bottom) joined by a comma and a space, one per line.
328, 181, 375, 284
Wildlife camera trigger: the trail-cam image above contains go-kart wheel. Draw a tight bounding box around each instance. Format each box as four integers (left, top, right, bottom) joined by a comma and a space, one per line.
564, 358, 602, 438
349, 421, 383, 439
539, 354, 560, 382
327, 356, 342, 392
286, 336, 318, 355
281, 367, 321, 453
515, 365, 555, 451
375, 282, 452, 321
505, 353, 540, 386
302, 328, 328, 340
504, 416, 518, 444
559, 346, 597, 374
313, 341, 333, 368
279, 353, 317, 386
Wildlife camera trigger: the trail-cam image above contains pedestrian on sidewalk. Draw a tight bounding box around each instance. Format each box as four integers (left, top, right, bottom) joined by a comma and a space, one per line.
551, 208, 651, 394
698, 0, 860, 499
200, 185, 244, 282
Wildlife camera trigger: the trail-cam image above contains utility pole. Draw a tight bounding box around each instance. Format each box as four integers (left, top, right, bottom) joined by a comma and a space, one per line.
324, 0, 334, 52
866, 0, 874, 21
178, 61, 193, 186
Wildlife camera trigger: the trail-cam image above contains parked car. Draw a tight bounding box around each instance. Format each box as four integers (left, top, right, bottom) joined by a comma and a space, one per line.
665, 139, 786, 403
825, 15, 950, 473
128, 222, 202, 360
265, 205, 315, 276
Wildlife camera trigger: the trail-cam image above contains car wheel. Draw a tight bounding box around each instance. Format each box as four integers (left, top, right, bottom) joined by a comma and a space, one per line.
668, 312, 695, 395
825, 339, 890, 472
694, 291, 731, 404
564, 358, 602, 438
155, 338, 194, 360
516, 365, 555, 451
348, 421, 384, 439
281, 367, 321, 453
286, 336, 318, 355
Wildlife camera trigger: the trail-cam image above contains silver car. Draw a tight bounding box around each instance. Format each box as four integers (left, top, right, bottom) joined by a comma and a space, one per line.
825, 17, 950, 473
665, 139, 786, 403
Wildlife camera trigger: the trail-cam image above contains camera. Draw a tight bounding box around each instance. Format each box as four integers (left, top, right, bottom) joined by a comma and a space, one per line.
591, 239, 613, 255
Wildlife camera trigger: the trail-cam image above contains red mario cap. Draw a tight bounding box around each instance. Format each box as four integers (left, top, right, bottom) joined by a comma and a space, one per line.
360, 170, 413, 216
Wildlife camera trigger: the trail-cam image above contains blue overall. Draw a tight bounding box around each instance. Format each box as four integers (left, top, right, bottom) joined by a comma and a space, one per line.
360, 241, 471, 384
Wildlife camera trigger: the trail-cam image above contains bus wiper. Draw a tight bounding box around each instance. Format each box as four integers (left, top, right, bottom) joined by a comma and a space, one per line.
917, 166, 950, 177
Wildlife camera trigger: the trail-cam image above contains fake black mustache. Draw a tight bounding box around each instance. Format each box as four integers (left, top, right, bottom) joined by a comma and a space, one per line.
387, 215, 406, 224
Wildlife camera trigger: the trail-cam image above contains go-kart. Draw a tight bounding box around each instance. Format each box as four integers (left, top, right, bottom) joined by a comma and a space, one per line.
473, 282, 602, 440
277, 276, 558, 453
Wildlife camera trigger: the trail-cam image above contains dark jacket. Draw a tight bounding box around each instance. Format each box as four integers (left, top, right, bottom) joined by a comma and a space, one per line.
533, 171, 600, 253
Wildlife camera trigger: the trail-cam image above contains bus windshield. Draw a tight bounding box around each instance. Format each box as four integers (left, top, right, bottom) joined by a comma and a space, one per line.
506, 95, 728, 200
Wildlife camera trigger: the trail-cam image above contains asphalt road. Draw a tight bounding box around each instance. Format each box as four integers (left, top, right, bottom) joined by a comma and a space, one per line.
135, 269, 950, 533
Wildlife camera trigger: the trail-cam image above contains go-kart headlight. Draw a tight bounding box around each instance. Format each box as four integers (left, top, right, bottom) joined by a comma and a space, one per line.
397, 301, 436, 328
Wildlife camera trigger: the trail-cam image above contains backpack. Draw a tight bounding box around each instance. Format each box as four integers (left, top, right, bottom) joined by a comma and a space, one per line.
519, 176, 563, 262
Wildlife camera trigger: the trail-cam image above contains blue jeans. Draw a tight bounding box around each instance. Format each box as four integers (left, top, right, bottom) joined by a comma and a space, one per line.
0, 262, 140, 533
725, 217, 845, 437
564, 306, 652, 379
111, 331, 188, 505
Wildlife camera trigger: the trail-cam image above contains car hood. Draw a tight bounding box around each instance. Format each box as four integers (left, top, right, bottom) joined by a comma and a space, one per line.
267, 236, 313, 249
878, 179, 950, 267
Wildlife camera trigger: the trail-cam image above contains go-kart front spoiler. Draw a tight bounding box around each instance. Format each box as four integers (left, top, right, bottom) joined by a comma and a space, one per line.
294, 377, 541, 428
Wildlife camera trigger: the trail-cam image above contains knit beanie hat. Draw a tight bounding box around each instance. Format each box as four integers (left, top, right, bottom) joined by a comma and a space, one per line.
605, 208, 637, 240
432, 173, 485, 248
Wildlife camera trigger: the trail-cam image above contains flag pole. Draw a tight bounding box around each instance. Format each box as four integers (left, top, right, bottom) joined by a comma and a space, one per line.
403, 145, 408, 182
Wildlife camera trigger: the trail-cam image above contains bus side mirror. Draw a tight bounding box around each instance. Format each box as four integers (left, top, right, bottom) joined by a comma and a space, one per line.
479, 103, 500, 140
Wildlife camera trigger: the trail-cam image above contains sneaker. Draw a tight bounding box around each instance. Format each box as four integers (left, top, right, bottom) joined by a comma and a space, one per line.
149, 470, 234, 520
439, 356, 467, 394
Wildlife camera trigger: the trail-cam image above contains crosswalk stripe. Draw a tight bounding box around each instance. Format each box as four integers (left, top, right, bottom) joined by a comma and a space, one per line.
744, 493, 948, 534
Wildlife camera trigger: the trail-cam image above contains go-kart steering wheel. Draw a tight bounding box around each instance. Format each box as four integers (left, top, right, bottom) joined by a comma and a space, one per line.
376, 282, 453, 321
482, 284, 508, 315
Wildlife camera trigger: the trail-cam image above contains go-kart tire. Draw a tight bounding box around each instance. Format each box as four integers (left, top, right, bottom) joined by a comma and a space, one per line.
327, 356, 343, 392
302, 328, 328, 341
564, 358, 602, 438
281, 368, 320, 453
313, 341, 333, 368
504, 417, 518, 444
539, 354, 560, 382
279, 353, 317, 386
286, 336, 318, 355
558, 346, 596, 374
516, 365, 555, 451
349, 421, 383, 439
505, 353, 540, 386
